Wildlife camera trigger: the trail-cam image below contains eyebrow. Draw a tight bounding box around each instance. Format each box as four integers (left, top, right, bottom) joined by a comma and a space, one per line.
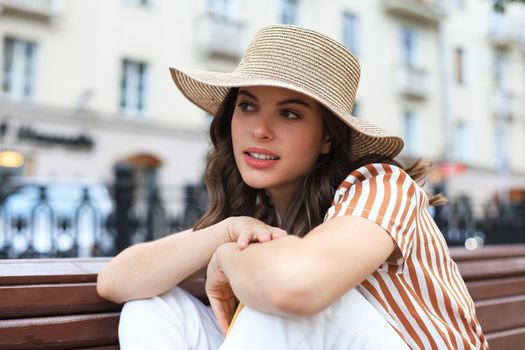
238, 90, 312, 109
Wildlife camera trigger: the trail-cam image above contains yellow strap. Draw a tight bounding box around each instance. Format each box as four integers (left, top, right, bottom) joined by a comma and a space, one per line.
226, 303, 244, 335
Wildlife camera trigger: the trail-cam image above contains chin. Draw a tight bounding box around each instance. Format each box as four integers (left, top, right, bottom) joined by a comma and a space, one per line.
243, 179, 272, 190
240, 173, 274, 190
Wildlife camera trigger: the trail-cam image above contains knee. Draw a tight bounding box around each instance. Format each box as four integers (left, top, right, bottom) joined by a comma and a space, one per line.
119, 286, 186, 328
119, 297, 156, 337
120, 297, 153, 320
118, 286, 187, 341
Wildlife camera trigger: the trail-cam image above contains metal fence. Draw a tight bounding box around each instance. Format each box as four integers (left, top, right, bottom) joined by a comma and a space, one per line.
0, 179, 524, 259
0, 179, 206, 259
433, 194, 525, 247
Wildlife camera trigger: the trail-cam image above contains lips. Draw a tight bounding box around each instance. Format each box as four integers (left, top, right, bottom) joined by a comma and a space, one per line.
243, 147, 280, 169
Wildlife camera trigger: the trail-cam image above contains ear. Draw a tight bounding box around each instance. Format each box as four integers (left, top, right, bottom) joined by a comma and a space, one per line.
321, 134, 332, 154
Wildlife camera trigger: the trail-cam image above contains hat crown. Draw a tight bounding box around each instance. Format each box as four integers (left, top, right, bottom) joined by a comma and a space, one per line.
235, 25, 361, 114
170, 24, 404, 161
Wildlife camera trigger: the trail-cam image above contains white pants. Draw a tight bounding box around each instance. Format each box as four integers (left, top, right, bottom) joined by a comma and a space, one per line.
118, 286, 409, 350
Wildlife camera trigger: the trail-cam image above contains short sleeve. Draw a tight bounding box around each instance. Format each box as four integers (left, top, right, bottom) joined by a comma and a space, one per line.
324, 163, 421, 266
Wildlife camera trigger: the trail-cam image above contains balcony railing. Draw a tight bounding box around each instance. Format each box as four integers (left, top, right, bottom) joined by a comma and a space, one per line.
0, 0, 62, 18
196, 13, 246, 60
492, 90, 518, 121
489, 17, 525, 49
513, 97, 525, 121
395, 63, 428, 99
382, 0, 446, 25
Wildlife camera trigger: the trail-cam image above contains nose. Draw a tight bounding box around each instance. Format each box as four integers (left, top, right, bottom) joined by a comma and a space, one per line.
251, 112, 275, 141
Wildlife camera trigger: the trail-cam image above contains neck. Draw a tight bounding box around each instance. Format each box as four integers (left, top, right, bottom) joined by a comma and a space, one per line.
267, 186, 296, 221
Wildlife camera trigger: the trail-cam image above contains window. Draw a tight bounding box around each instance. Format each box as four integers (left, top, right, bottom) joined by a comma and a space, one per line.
279, 0, 298, 25
494, 53, 505, 89
2, 37, 37, 100
124, 0, 149, 6
351, 101, 360, 117
343, 12, 360, 56
403, 110, 421, 156
495, 120, 509, 171
454, 121, 471, 162
401, 26, 417, 68
120, 59, 148, 116
491, 11, 505, 38
209, 0, 234, 19
456, 0, 466, 9
454, 47, 466, 85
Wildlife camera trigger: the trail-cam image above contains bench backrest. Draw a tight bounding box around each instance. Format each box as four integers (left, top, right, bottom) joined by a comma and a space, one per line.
0, 258, 121, 349
1, 245, 525, 349
450, 244, 525, 349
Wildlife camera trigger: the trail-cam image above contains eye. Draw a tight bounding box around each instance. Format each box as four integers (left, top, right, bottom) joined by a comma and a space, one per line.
237, 102, 255, 112
281, 110, 301, 120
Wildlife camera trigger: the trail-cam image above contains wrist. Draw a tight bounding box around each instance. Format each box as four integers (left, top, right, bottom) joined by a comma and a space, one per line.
221, 217, 234, 244
210, 218, 233, 246
216, 242, 239, 271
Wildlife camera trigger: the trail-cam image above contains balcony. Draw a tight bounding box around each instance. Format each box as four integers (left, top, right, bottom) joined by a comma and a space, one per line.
382, 0, 446, 25
395, 63, 429, 99
492, 90, 520, 121
489, 16, 525, 49
0, 0, 62, 19
196, 14, 246, 60
514, 97, 525, 121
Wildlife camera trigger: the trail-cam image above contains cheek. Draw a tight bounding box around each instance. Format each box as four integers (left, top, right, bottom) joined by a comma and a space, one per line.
288, 127, 324, 162
230, 115, 244, 149
231, 115, 249, 168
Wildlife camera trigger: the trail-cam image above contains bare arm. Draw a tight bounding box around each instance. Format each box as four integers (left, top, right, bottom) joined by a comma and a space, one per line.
215, 215, 397, 315
97, 216, 286, 304
97, 221, 229, 304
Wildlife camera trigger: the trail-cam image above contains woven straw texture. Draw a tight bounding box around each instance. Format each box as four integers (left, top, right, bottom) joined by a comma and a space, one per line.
170, 25, 404, 161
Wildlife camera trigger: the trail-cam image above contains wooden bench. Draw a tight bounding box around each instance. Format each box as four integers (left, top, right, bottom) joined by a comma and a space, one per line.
449, 244, 525, 349
0, 258, 121, 349
1, 245, 524, 349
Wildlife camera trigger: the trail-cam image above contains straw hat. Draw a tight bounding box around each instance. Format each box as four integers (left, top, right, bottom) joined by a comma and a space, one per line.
169, 24, 404, 161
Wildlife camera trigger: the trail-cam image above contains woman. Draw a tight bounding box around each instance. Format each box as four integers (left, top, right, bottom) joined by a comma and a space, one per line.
97, 25, 488, 349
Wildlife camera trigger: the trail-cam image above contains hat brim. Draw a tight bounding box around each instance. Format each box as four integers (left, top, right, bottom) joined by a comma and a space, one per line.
169, 67, 404, 161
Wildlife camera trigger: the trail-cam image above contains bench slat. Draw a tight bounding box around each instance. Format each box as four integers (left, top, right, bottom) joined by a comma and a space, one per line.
456, 257, 525, 281
0, 313, 119, 349
466, 276, 525, 300
0, 283, 122, 319
0, 259, 109, 285
486, 325, 525, 350
475, 295, 525, 333
450, 244, 525, 262
0, 247, 523, 349
73, 346, 120, 350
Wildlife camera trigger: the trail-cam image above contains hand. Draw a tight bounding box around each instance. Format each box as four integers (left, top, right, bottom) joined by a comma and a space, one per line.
206, 247, 237, 335
226, 216, 287, 250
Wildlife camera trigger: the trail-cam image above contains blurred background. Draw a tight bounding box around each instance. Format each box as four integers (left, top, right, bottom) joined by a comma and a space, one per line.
0, 0, 524, 259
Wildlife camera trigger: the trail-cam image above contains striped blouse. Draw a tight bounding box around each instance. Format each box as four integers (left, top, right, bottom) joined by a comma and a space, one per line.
324, 163, 488, 349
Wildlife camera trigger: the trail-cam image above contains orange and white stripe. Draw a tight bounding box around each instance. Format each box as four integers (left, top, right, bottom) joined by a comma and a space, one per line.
326, 163, 488, 350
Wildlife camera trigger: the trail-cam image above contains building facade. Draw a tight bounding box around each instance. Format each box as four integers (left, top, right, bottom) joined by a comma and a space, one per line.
1, 0, 524, 220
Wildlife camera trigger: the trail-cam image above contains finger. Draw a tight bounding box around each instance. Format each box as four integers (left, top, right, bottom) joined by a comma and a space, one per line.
219, 303, 236, 335
255, 228, 272, 243
237, 232, 252, 249
209, 299, 230, 335
219, 314, 230, 336
271, 228, 288, 239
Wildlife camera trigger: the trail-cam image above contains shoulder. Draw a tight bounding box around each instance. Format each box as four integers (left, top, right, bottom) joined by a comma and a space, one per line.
333, 163, 419, 205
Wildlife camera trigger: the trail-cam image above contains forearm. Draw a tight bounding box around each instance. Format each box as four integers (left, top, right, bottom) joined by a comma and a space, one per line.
97, 220, 229, 303
217, 216, 395, 316
217, 236, 308, 315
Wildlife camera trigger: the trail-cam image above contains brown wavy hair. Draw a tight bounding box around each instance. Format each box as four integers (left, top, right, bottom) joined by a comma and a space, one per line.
194, 88, 446, 236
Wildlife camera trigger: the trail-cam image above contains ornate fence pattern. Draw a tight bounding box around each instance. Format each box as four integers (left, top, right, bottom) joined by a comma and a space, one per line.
0, 181, 524, 259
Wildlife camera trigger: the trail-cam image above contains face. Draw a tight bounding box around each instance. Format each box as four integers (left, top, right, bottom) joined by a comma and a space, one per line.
231, 86, 331, 210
